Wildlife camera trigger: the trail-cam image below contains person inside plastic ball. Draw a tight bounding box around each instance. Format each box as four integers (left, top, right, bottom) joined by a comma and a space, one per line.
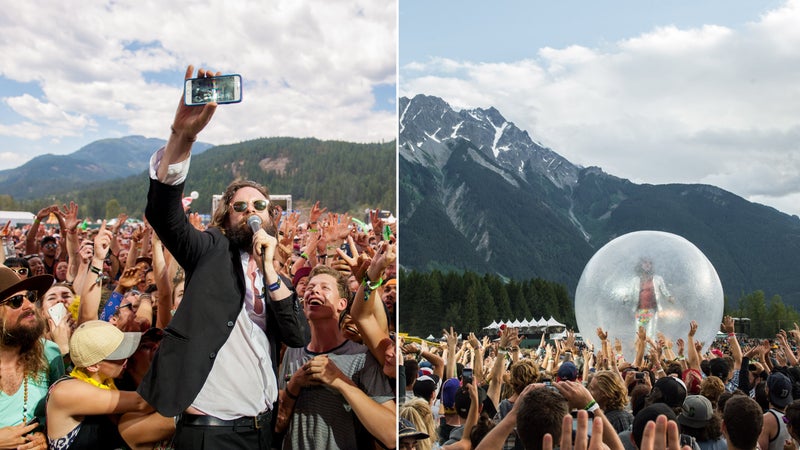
627, 257, 674, 337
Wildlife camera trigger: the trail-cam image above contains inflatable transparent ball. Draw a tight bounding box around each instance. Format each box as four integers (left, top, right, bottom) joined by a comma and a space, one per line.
575, 231, 723, 361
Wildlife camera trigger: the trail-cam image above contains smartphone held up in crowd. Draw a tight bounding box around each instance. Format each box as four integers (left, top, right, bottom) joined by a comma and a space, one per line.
184, 74, 242, 106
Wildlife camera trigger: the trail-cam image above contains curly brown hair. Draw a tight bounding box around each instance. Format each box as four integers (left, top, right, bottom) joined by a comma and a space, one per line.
209, 180, 272, 233
509, 359, 540, 395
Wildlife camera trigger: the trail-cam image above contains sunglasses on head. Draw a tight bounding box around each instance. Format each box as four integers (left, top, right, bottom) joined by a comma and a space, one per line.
1, 291, 37, 309
10, 267, 28, 276
231, 199, 269, 213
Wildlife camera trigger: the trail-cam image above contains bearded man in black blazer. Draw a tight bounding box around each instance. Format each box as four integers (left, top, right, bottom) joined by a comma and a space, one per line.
137, 66, 307, 450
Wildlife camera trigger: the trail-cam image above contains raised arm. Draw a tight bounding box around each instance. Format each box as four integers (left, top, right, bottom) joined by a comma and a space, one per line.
722, 315, 742, 370
686, 320, 701, 372
25, 206, 54, 255
156, 66, 217, 180
633, 326, 647, 368
58, 202, 81, 274
78, 221, 113, 324
151, 231, 173, 329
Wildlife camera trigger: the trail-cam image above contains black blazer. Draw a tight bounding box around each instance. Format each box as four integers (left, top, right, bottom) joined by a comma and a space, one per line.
137, 179, 307, 417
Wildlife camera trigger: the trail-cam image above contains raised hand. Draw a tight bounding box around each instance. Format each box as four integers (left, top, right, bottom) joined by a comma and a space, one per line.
596, 327, 608, 341
171, 66, 219, 139
93, 221, 113, 260
689, 320, 698, 337
58, 201, 81, 232
308, 201, 327, 226
721, 315, 735, 334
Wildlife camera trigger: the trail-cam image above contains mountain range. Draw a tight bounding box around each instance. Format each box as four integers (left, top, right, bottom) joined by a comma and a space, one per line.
399, 94, 800, 307
0, 136, 213, 200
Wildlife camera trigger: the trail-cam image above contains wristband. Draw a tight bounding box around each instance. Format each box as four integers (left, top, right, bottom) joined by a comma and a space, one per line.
366, 277, 384, 290
497, 349, 508, 355
300, 252, 309, 260
267, 279, 281, 292
585, 400, 600, 412
728, 332, 736, 338
33, 218, 40, 225
89, 265, 103, 275
285, 388, 299, 400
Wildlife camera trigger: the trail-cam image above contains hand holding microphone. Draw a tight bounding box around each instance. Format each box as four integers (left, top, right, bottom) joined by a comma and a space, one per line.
248, 214, 276, 261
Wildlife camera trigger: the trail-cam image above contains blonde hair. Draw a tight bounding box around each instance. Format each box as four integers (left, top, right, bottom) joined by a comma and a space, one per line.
590, 371, 629, 411
400, 397, 438, 450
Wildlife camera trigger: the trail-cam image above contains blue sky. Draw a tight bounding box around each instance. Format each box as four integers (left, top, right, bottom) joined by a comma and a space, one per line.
400, 0, 800, 217
0, 0, 396, 172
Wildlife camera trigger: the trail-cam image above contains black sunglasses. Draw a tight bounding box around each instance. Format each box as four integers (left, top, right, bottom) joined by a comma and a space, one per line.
117, 303, 133, 311
231, 199, 268, 212
1, 291, 37, 309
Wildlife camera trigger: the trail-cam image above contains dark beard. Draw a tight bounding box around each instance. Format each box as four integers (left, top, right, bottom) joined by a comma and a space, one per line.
226, 222, 255, 251
225, 217, 277, 251
1, 311, 45, 349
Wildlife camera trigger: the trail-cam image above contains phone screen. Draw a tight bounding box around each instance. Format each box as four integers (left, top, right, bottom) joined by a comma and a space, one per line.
184, 74, 242, 106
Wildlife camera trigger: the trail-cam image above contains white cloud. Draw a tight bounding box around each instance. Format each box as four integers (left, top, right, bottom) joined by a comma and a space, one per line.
0, 0, 397, 169
400, 0, 800, 216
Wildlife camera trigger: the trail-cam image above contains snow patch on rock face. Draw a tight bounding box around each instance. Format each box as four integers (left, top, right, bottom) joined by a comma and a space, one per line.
490, 120, 509, 158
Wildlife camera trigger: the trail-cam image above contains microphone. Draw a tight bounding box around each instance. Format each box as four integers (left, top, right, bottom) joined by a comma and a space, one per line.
247, 215, 262, 234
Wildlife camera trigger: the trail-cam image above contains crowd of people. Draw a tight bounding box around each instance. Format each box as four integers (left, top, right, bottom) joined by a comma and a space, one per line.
0, 66, 397, 450
399, 316, 800, 450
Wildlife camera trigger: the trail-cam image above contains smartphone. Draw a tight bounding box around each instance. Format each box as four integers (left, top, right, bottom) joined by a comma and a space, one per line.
462, 368, 473, 385
184, 74, 242, 106
635, 372, 644, 380
48, 303, 68, 324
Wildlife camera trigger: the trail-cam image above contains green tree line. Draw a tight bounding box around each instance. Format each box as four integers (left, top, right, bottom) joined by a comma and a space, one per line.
725, 290, 800, 338
398, 269, 576, 338
5, 137, 395, 220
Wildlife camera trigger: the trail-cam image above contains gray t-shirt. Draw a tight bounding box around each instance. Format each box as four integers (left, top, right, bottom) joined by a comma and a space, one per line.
279, 340, 394, 450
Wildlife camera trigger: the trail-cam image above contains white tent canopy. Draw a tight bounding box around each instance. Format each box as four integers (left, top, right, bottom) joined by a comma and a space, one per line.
0, 211, 35, 226
482, 316, 569, 333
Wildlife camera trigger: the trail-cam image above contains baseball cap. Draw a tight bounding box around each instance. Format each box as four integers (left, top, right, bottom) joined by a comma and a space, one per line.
767, 372, 793, 408
292, 266, 311, 287
442, 378, 460, 410
651, 376, 687, 408
413, 375, 438, 401
70, 320, 141, 367
678, 395, 713, 428
399, 417, 429, 440
557, 361, 578, 381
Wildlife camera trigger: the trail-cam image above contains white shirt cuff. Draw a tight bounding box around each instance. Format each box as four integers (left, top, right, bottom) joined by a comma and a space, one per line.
149, 146, 191, 185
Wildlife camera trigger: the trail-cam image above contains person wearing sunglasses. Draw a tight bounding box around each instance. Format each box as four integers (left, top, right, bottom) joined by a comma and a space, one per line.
4, 256, 31, 280
0, 265, 63, 449
138, 66, 307, 450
